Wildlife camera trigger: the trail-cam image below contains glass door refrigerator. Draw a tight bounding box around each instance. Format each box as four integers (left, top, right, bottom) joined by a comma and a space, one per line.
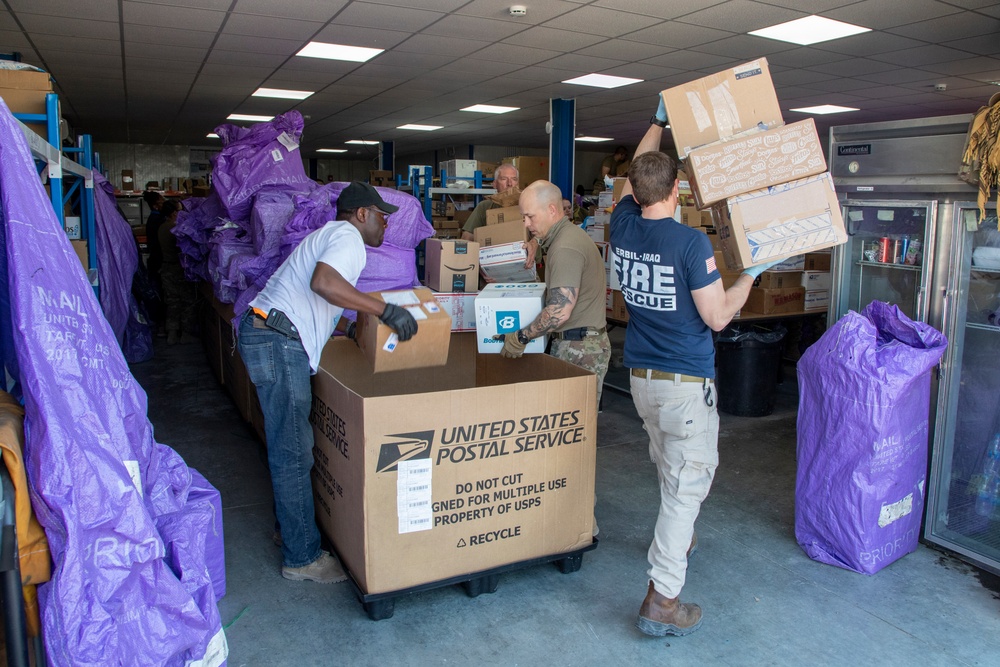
828, 115, 1000, 574
925, 203, 1000, 575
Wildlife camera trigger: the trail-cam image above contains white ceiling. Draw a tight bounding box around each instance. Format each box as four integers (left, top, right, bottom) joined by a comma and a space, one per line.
3, 0, 999, 157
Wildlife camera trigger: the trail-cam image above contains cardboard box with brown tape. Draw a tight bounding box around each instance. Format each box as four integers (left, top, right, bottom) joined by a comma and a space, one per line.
661, 58, 783, 158
309, 334, 596, 594
485, 205, 521, 226
0, 69, 55, 138
355, 288, 452, 373
502, 156, 548, 189
474, 219, 529, 247
425, 239, 479, 292
745, 286, 805, 315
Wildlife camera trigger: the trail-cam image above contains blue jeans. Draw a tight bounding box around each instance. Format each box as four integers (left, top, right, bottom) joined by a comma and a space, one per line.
238, 312, 322, 568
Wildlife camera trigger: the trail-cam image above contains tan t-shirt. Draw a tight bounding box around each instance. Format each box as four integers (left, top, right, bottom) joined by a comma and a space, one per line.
539, 217, 607, 331
462, 199, 498, 234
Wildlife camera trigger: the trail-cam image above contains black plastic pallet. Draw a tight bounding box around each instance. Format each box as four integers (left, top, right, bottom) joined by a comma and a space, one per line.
334, 538, 598, 620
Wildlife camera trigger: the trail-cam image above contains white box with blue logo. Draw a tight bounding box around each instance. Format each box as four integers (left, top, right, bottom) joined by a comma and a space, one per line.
474, 283, 547, 354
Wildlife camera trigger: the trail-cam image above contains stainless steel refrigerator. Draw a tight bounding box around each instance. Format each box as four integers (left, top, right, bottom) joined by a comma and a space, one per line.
828, 114, 1000, 575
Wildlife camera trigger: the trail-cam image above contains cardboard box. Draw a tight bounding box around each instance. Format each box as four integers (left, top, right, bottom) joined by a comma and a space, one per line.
745, 286, 805, 315
685, 119, 826, 208
64, 216, 81, 240
585, 223, 606, 244
804, 289, 830, 311
662, 58, 783, 158
800, 270, 831, 291
440, 159, 479, 179
804, 252, 832, 272
676, 170, 696, 207
433, 201, 456, 218
486, 205, 522, 226
475, 283, 547, 354
70, 240, 88, 272
479, 242, 538, 283
309, 333, 595, 594
369, 170, 393, 186
425, 239, 479, 293
0, 69, 55, 138
770, 255, 806, 272
503, 156, 548, 189
597, 191, 614, 209
478, 161, 498, 178
612, 178, 627, 203
474, 219, 529, 247
608, 289, 629, 322
755, 271, 801, 290
355, 288, 452, 373
432, 216, 459, 230
434, 228, 461, 240
431, 292, 478, 331
710, 172, 847, 271
681, 207, 713, 229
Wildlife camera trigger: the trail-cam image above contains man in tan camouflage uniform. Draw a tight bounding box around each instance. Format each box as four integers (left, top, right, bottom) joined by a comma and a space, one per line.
497, 180, 610, 406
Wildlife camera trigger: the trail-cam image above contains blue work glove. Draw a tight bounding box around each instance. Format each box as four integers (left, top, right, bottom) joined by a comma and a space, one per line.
742, 259, 784, 280
655, 93, 668, 124
379, 303, 418, 342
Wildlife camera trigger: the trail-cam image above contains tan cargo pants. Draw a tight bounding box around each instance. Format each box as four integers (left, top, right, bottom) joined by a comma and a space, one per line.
630, 372, 719, 598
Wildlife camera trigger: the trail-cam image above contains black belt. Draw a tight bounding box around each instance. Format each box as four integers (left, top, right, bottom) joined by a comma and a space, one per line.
551, 326, 607, 341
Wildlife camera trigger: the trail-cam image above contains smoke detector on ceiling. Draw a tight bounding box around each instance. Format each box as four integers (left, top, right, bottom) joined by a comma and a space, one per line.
509, 5, 527, 16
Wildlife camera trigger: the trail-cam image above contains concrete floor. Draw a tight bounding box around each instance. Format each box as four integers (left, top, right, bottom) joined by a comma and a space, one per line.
132, 334, 1000, 667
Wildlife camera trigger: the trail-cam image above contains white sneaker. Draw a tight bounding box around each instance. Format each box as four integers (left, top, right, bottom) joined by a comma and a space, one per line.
281, 551, 348, 584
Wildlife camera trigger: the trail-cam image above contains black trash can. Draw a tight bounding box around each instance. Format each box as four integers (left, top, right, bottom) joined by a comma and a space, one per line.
715, 323, 787, 417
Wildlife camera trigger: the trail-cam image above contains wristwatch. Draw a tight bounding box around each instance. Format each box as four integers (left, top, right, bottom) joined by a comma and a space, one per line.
516, 330, 531, 345
649, 115, 668, 128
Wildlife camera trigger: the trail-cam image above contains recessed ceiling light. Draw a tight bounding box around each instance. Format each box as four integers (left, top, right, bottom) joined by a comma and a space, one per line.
252, 87, 314, 100
790, 104, 860, 114
397, 124, 443, 131
460, 104, 519, 114
317, 148, 348, 153
562, 74, 643, 89
749, 15, 870, 46
346, 140, 379, 145
206, 133, 219, 138
575, 136, 614, 143
227, 113, 274, 122
296, 41, 383, 62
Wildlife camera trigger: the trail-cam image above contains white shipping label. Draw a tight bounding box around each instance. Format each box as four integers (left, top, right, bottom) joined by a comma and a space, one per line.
397, 459, 433, 534
877, 493, 913, 528
276, 131, 299, 152
271, 148, 284, 162
423, 301, 441, 314
382, 290, 420, 306
382, 332, 399, 352
405, 305, 427, 320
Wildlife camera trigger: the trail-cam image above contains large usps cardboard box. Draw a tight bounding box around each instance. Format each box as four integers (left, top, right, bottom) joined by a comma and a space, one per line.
662, 58, 783, 158
685, 119, 826, 208
310, 334, 596, 594
355, 288, 452, 373
475, 282, 547, 354
432, 292, 478, 331
425, 239, 479, 292
479, 242, 538, 283
710, 172, 847, 271
474, 218, 529, 247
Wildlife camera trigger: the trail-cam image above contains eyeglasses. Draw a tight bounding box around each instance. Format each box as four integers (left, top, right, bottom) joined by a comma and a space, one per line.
368, 207, 388, 224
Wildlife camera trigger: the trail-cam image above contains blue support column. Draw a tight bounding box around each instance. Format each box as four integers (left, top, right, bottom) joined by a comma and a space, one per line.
549, 98, 575, 200
79, 135, 96, 273
380, 141, 393, 172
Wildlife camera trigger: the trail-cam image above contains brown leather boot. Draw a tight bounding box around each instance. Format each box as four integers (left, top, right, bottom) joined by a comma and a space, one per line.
636, 581, 703, 636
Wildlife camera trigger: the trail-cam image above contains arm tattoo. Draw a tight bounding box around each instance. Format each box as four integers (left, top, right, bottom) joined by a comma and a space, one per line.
523, 287, 578, 338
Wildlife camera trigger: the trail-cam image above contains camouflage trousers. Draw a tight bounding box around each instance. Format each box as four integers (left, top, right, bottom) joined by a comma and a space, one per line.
549, 332, 612, 409
160, 263, 197, 335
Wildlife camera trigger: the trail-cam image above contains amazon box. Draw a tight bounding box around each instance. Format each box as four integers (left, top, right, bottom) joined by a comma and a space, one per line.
474, 282, 547, 354
662, 58, 783, 158
711, 172, 846, 271
425, 239, 479, 292
685, 119, 826, 208
309, 333, 596, 594
355, 288, 452, 373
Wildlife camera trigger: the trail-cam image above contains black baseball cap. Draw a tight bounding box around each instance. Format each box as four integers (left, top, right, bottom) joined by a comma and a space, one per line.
338, 181, 399, 214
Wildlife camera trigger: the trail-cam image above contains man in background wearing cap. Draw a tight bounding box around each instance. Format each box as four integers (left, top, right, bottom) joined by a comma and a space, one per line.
238, 181, 418, 584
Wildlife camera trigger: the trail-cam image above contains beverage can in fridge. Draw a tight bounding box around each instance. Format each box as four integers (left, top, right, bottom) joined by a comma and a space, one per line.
899, 236, 910, 264
878, 237, 891, 263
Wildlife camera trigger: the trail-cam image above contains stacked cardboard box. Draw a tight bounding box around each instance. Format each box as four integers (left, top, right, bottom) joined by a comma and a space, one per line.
663, 58, 846, 272
355, 288, 453, 373
370, 170, 393, 188
801, 269, 831, 312
439, 159, 478, 179
479, 242, 537, 283
0, 69, 58, 139
502, 156, 548, 189
424, 239, 479, 292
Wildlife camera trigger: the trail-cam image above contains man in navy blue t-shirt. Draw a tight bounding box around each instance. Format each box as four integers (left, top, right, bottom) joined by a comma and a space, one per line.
610, 95, 780, 637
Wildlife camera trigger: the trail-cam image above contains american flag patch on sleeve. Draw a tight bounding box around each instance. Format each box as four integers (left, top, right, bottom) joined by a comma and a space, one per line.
706, 256, 717, 274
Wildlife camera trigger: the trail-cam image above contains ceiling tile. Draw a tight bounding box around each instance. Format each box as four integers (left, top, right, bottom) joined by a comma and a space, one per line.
919, 56, 1000, 76
765, 47, 853, 69
801, 78, 886, 93
942, 34, 1000, 57
207, 49, 288, 68
362, 0, 469, 11
8, 0, 119, 21
573, 39, 672, 62
543, 6, 665, 38
335, 2, 444, 32
591, 0, 729, 20
32, 35, 121, 56
639, 50, 737, 71
599, 63, 686, 83
824, 0, 962, 30
854, 68, 942, 85
503, 27, 598, 53
421, 15, 526, 41
808, 58, 901, 77
394, 34, 491, 59
456, 0, 581, 23
124, 24, 217, 49
224, 14, 323, 40
213, 34, 303, 56
130, 56, 202, 74
622, 22, 734, 49
473, 43, 563, 67
887, 11, 1000, 42
311, 24, 411, 50
16, 13, 119, 40
124, 42, 210, 63
811, 32, 926, 57
873, 45, 980, 68
678, 0, 805, 32
732, 0, 858, 9
233, 0, 348, 21
44, 52, 123, 71
771, 68, 840, 86
539, 53, 629, 73
122, 2, 226, 31
690, 35, 797, 60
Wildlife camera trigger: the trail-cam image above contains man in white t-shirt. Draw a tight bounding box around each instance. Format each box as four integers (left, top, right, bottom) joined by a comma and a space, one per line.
238, 181, 418, 584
